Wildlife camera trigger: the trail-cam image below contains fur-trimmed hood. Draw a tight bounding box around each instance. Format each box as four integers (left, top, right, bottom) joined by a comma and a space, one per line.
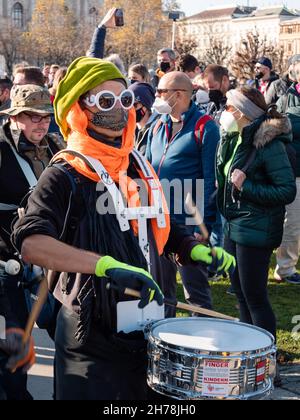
253, 116, 292, 149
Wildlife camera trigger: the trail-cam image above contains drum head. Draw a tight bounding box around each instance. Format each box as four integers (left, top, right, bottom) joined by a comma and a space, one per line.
151, 318, 273, 352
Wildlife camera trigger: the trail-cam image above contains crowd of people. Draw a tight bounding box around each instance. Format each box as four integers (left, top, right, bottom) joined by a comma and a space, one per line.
0, 7, 299, 401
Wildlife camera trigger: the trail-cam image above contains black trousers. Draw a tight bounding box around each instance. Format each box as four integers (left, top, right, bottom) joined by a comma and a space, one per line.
225, 237, 276, 340
55, 306, 168, 401
0, 269, 32, 400
160, 256, 212, 319
0, 353, 32, 400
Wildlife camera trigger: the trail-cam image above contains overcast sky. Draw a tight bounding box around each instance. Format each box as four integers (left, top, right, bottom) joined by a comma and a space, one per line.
179, 0, 300, 17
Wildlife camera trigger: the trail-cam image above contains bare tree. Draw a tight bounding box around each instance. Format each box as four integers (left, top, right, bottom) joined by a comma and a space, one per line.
0, 17, 25, 76
103, 0, 171, 69
26, 0, 86, 66
231, 31, 286, 83
201, 35, 232, 67
175, 28, 198, 56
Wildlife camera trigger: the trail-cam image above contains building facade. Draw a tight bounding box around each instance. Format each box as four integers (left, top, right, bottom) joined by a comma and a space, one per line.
232, 6, 299, 48
0, 0, 104, 28
178, 5, 299, 59
0, 0, 104, 74
178, 6, 255, 57
280, 18, 300, 59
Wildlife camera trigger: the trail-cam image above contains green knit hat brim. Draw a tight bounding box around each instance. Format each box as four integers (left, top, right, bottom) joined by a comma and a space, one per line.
54, 57, 126, 139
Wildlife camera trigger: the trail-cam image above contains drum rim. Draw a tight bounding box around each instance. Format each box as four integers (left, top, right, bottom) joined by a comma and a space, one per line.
149, 317, 275, 355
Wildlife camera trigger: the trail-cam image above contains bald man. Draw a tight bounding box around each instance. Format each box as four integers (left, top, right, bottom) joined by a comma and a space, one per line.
146, 71, 221, 313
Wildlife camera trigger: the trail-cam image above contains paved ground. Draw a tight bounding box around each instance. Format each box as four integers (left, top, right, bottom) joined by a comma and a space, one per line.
267, 364, 300, 400
28, 327, 300, 401
28, 327, 54, 401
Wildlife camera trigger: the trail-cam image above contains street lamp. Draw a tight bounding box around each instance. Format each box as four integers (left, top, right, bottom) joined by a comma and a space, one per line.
168, 11, 181, 50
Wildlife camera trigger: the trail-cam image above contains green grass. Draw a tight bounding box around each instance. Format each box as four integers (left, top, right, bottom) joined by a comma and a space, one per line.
176, 254, 300, 363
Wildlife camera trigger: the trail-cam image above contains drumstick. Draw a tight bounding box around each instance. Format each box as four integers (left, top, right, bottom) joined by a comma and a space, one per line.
185, 193, 210, 242
22, 276, 49, 345
123, 287, 237, 321
185, 193, 216, 257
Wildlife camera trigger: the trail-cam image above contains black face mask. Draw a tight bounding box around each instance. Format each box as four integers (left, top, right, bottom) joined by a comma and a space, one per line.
136, 107, 146, 123
160, 62, 171, 73
208, 89, 224, 105
256, 72, 265, 80
89, 108, 129, 132
130, 79, 138, 85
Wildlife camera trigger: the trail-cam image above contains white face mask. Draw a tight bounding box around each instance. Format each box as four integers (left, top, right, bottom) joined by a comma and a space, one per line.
153, 97, 172, 115
153, 92, 177, 115
196, 90, 210, 105
219, 110, 239, 133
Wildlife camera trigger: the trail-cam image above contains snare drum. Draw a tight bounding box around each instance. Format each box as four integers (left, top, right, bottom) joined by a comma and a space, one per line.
147, 318, 276, 400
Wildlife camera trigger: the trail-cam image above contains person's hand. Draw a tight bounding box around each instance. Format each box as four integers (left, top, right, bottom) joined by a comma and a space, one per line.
99, 8, 117, 29
0, 329, 35, 373
194, 232, 204, 243
95, 256, 164, 309
231, 169, 246, 191
191, 245, 236, 276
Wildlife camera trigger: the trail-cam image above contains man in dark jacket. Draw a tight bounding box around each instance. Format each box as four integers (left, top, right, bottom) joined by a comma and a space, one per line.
202, 64, 230, 124
275, 59, 300, 285
248, 57, 279, 99
0, 84, 63, 399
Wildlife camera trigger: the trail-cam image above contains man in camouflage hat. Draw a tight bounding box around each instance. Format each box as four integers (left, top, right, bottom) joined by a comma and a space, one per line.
0, 84, 64, 400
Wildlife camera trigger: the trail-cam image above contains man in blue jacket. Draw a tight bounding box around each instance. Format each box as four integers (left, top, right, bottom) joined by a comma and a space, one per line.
146, 72, 221, 312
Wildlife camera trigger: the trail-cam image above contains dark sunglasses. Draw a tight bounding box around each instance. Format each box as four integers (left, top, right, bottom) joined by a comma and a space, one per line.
23, 112, 52, 123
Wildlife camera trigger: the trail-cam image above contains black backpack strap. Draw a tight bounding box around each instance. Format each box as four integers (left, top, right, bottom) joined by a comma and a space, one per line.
51, 162, 84, 245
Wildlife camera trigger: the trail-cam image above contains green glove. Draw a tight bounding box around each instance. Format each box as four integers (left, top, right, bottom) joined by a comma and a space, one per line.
191, 245, 236, 276
191, 244, 213, 265
95, 256, 164, 309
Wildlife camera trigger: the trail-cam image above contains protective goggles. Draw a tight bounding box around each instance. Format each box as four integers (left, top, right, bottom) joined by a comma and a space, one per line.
83, 89, 135, 112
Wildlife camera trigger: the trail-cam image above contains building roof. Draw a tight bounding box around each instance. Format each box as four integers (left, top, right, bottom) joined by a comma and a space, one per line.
280, 17, 300, 25
253, 6, 298, 17
182, 6, 255, 21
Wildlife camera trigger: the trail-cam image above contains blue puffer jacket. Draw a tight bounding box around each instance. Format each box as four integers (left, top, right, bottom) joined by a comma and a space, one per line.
146, 101, 220, 232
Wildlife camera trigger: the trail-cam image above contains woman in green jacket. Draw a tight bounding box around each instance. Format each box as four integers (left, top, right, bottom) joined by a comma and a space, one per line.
217, 86, 296, 341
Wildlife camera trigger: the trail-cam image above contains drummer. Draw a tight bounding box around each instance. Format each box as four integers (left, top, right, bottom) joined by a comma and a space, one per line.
13, 57, 236, 400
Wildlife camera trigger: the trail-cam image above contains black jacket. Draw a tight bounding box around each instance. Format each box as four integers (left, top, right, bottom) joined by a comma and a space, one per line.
0, 123, 63, 255
0, 278, 16, 329
13, 158, 200, 342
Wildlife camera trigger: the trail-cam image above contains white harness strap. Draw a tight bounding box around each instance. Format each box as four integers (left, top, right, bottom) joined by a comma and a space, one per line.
52, 150, 167, 270
7, 142, 38, 188
0, 142, 38, 211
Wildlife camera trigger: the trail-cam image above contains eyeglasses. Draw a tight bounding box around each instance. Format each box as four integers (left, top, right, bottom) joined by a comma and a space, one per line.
23, 113, 52, 123
156, 89, 187, 95
83, 90, 135, 112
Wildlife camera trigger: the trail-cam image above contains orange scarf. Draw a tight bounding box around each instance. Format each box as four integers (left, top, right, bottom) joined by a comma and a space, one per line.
53, 102, 170, 255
